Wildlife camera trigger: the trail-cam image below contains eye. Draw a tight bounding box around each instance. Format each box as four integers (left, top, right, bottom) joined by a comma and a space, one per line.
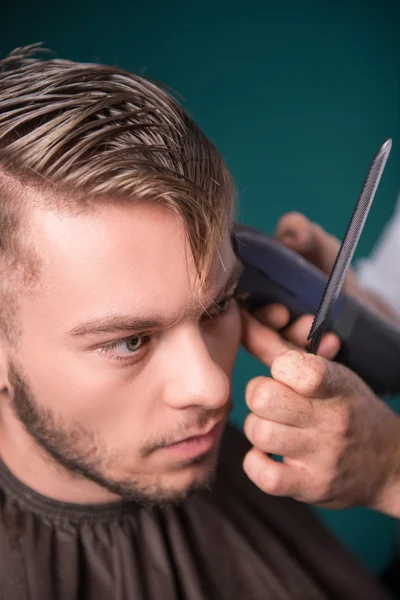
99, 333, 151, 362
203, 295, 234, 320
214, 297, 231, 314
123, 335, 144, 353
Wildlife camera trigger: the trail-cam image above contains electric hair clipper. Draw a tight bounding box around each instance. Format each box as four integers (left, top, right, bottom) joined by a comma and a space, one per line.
233, 141, 400, 397
234, 224, 400, 397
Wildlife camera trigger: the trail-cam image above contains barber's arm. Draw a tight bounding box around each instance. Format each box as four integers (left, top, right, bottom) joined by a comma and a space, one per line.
240, 212, 400, 518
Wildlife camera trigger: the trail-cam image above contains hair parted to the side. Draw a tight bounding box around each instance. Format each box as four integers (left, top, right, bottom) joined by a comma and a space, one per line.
0, 43, 235, 339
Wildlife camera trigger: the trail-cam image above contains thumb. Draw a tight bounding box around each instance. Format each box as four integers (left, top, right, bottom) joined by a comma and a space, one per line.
271, 349, 347, 399
240, 308, 291, 367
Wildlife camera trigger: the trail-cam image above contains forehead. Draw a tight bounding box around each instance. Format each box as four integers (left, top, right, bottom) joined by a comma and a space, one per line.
27, 202, 235, 323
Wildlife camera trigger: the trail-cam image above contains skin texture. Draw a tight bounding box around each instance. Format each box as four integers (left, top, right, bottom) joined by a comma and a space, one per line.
241, 212, 400, 518
0, 200, 241, 505
2, 202, 399, 516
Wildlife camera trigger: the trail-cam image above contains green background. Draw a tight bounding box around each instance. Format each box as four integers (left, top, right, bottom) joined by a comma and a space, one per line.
1, 0, 400, 574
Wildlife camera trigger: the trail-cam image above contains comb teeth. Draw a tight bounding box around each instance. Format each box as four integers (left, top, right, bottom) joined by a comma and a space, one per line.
308, 139, 392, 346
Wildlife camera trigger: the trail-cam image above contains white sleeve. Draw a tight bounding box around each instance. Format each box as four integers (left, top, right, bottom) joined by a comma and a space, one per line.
356, 195, 400, 318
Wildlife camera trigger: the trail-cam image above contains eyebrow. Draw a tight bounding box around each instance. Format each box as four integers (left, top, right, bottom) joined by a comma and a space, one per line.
68, 259, 243, 338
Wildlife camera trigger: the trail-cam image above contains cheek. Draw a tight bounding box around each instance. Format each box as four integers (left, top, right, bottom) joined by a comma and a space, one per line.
205, 303, 241, 374
16, 344, 154, 438
19, 355, 162, 455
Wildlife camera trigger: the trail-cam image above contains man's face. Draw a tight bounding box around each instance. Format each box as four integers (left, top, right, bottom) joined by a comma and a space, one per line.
2, 201, 241, 505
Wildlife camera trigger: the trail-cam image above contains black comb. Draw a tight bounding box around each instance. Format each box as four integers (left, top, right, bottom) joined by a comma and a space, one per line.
308, 139, 392, 355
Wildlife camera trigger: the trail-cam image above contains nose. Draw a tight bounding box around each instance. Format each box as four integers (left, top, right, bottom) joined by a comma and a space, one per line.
161, 326, 230, 411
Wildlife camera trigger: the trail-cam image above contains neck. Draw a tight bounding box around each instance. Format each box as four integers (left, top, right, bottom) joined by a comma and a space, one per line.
0, 400, 121, 504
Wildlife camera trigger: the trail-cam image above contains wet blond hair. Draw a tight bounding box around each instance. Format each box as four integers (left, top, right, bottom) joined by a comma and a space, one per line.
0, 43, 235, 338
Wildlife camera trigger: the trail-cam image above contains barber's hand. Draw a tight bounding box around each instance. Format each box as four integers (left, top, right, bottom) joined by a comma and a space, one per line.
241, 309, 400, 516
261, 212, 397, 351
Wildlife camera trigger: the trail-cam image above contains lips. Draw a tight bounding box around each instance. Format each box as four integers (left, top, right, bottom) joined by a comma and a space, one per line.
162, 420, 224, 460
169, 421, 222, 447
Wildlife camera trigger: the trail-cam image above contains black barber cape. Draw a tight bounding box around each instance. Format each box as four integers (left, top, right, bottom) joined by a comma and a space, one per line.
0, 425, 391, 599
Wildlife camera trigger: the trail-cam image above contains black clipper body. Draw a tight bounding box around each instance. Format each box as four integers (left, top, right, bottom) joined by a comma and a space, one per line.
234, 223, 400, 397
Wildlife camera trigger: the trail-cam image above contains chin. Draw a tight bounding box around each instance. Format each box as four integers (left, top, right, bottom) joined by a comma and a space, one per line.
157, 450, 218, 503
163, 470, 216, 505
91, 441, 222, 507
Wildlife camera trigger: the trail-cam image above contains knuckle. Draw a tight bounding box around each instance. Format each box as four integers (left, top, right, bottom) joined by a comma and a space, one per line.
248, 379, 272, 414
243, 414, 252, 440
253, 461, 284, 495
299, 356, 328, 395
245, 377, 266, 408
321, 400, 352, 437
243, 410, 254, 431
332, 407, 351, 436
265, 466, 284, 495
244, 413, 257, 441
301, 467, 332, 503
314, 472, 336, 503
245, 415, 276, 452
310, 484, 329, 504
254, 420, 275, 448
271, 349, 298, 377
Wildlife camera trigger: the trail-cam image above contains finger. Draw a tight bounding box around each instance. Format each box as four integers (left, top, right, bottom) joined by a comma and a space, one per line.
275, 212, 314, 254
253, 304, 290, 330
244, 413, 313, 456
240, 308, 290, 367
253, 307, 340, 360
277, 214, 361, 296
243, 447, 304, 498
281, 314, 313, 345
281, 315, 341, 359
316, 332, 341, 360
275, 212, 340, 275
245, 377, 314, 427
271, 349, 343, 398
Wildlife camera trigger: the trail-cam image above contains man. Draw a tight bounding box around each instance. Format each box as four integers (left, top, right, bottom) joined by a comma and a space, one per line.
0, 43, 394, 599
